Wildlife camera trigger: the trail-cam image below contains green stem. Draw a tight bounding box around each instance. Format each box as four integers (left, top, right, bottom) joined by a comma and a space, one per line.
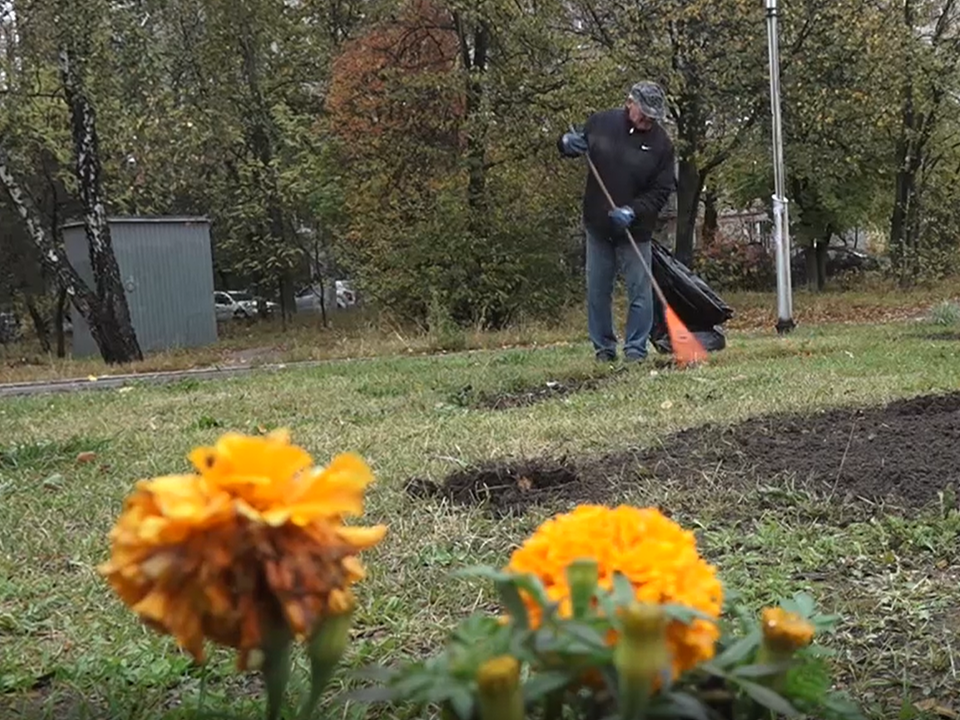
262, 626, 294, 720
296, 610, 354, 720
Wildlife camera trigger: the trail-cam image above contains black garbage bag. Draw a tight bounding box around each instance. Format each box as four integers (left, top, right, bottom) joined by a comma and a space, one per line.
651, 320, 727, 355
651, 241, 734, 328
649, 241, 733, 355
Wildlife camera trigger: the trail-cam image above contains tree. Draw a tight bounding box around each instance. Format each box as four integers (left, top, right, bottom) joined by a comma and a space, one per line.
719, 0, 897, 291
887, 0, 960, 283
326, 0, 584, 328
0, 0, 142, 363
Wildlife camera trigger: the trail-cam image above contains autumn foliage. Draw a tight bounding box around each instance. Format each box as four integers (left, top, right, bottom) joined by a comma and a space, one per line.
326, 0, 464, 154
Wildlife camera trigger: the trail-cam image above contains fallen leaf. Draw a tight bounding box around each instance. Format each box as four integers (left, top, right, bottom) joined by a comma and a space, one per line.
42, 474, 65, 491
76, 451, 97, 464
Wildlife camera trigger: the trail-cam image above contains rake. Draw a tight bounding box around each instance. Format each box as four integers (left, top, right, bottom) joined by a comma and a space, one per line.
579, 146, 708, 368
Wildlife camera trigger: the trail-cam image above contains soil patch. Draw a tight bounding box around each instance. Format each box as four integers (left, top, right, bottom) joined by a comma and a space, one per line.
413, 391, 960, 516
452, 368, 627, 411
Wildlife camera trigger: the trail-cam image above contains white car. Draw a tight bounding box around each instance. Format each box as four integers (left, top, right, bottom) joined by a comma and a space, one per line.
295, 280, 357, 314
214, 290, 278, 321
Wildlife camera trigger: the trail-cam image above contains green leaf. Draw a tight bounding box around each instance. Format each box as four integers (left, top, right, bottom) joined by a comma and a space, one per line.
822, 691, 868, 720
558, 621, 609, 653
651, 691, 712, 720
662, 603, 719, 625
711, 629, 761, 669
781, 592, 817, 618
446, 687, 475, 719
732, 661, 794, 678
733, 677, 802, 718
521, 671, 572, 703
341, 685, 399, 704
496, 579, 530, 630
610, 572, 635, 606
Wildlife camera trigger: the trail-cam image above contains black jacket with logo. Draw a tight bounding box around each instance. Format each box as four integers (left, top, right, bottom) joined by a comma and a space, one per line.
559, 108, 676, 241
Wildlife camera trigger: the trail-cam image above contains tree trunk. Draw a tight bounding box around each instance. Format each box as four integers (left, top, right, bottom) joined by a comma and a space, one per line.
59, 47, 143, 363
674, 158, 703, 266
815, 238, 829, 290
803, 246, 818, 291
55, 285, 67, 358
454, 16, 490, 231
24, 293, 52, 353
702, 190, 719, 245
0, 148, 92, 321
0, 151, 139, 364
239, 20, 297, 318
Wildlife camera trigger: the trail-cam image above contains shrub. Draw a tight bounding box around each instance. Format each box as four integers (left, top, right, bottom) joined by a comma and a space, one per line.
694, 234, 777, 291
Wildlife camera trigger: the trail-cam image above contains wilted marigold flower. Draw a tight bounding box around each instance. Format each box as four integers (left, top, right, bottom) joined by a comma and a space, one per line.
760, 607, 815, 654
98, 429, 387, 669
505, 504, 723, 679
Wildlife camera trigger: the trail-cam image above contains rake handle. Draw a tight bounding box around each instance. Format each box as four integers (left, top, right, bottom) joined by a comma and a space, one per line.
582, 149, 672, 311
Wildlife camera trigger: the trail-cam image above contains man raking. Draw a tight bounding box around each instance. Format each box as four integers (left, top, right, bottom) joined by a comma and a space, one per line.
558, 81, 676, 363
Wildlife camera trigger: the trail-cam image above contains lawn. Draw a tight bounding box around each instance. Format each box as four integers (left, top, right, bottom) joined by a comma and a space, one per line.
2, 276, 958, 386
1, 316, 959, 719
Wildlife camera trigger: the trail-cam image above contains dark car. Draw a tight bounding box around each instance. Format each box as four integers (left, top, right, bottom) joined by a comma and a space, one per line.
791, 245, 880, 285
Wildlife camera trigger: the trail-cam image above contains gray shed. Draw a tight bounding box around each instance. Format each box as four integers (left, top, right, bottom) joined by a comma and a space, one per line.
64, 217, 218, 358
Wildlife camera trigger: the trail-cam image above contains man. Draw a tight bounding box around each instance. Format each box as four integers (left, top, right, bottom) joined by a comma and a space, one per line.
558, 81, 676, 363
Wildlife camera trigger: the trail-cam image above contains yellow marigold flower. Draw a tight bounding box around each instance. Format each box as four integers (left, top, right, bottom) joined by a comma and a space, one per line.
760, 607, 815, 654
98, 430, 386, 670
505, 504, 723, 680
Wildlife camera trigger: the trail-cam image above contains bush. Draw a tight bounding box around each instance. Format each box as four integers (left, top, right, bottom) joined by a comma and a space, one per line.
694, 234, 777, 291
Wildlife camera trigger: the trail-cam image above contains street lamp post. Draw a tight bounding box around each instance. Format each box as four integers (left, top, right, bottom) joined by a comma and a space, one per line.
765, 0, 795, 334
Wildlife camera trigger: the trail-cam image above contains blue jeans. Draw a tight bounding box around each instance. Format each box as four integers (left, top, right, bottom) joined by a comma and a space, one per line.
585, 225, 653, 359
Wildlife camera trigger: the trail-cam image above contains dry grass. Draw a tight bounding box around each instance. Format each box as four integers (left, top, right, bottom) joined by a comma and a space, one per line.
1, 308, 959, 719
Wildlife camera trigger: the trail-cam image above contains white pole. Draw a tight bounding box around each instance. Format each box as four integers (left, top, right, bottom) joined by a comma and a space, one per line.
765, 0, 795, 334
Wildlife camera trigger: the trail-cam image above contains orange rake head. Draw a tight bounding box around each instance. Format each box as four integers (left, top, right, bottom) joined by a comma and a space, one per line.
664, 304, 709, 368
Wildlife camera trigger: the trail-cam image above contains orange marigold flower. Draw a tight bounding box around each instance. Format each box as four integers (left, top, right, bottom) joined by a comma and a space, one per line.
760, 607, 815, 653
504, 504, 723, 679
98, 430, 386, 669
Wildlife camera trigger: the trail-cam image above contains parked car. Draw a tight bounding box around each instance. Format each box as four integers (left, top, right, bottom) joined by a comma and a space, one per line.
295, 280, 358, 314
214, 290, 278, 321
791, 245, 881, 285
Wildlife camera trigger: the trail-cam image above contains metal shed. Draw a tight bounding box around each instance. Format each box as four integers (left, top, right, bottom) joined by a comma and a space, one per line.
63, 217, 218, 358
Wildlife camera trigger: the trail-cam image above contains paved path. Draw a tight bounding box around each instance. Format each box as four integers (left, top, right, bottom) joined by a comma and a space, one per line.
0, 360, 329, 399
0, 342, 579, 399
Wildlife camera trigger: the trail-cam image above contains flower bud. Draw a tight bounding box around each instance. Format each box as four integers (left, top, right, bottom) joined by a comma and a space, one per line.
757, 606, 815, 690
615, 603, 669, 719
476, 655, 524, 720
566, 558, 599, 619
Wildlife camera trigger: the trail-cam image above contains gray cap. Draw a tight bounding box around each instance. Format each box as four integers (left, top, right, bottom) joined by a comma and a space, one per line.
628, 81, 667, 122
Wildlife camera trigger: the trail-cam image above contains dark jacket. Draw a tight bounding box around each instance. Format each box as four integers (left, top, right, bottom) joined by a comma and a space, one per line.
559, 107, 676, 241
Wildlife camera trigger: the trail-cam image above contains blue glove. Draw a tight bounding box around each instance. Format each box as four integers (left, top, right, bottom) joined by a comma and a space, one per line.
560, 130, 588, 157
609, 205, 636, 230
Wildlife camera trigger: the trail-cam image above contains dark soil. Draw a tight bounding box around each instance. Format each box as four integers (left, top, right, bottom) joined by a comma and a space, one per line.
452, 368, 626, 411
917, 331, 960, 341
411, 391, 960, 516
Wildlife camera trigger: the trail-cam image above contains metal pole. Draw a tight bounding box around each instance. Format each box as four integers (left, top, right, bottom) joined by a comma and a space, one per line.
765, 0, 795, 334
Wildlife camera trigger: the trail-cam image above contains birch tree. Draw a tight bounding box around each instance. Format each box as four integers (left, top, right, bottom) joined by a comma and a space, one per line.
0, 0, 142, 363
